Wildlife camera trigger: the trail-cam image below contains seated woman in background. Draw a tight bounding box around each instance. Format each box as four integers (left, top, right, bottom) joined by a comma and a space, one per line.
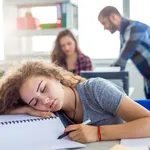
50, 29, 92, 75
0, 59, 150, 143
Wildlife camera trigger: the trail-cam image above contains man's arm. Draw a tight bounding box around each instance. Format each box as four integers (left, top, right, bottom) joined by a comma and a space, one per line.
114, 26, 142, 71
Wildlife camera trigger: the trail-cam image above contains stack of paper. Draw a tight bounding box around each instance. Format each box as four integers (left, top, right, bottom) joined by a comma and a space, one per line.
110, 144, 148, 150
120, 138, 150, 150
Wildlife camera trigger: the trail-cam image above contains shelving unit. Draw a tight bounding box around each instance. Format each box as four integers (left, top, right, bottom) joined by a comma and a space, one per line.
15, 28, 78, 36
4, 0, 78, 6
4, 0, 78, 60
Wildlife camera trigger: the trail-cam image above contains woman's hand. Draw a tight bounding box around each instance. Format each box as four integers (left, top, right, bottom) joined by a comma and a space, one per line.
9, 106, 56, 118
64, 124, 99, 143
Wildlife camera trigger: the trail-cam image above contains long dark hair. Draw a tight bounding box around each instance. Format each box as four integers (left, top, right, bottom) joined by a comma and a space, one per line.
50, 29, 81, 67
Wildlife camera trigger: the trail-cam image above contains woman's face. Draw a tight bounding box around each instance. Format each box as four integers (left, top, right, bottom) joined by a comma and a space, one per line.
19, 76, 64, 112
59, 35, 76, 56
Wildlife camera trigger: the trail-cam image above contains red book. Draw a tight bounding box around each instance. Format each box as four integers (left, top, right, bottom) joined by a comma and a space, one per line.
56, 3, 62, 28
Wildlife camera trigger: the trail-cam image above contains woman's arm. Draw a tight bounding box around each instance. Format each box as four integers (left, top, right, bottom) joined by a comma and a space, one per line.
7, 106, 55, 117
65, 96, 150, 143
101, 96, 150, 140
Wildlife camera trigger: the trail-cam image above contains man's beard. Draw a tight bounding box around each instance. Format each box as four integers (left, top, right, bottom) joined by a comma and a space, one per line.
108, 19, 117, 34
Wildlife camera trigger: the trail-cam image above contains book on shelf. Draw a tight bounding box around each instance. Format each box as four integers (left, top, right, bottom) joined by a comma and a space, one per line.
61, 2, 78, 28
56, 3, 62, 28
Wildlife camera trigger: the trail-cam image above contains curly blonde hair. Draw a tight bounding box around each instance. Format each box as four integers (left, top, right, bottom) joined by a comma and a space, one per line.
0, 59, 86, 114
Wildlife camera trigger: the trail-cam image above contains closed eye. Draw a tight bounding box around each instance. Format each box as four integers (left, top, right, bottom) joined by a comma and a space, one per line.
30, 99, 38, 107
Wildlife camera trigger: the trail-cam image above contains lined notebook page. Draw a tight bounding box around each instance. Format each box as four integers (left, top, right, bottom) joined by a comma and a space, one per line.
0, 115, 85, 150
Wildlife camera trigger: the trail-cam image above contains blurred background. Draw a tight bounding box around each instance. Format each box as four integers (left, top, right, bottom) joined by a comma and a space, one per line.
1, 0, 150, 99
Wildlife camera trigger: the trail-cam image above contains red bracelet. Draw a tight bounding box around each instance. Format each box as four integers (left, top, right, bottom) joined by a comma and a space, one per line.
97, 126, 101, 141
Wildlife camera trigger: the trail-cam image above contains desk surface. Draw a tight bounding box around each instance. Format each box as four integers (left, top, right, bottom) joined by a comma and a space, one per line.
77, 140, 120, 150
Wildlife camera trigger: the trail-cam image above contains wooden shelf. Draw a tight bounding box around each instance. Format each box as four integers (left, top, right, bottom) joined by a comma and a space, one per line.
5, 0, 78, 7
15, 28, 78, 36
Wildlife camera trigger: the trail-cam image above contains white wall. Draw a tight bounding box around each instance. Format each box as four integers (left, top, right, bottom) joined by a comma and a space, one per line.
1, 0, 146, 100
0, 0, 4, 60
78, 0, 122, 59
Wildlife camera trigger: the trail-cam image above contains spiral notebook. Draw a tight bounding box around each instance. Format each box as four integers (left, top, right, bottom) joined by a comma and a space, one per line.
0, 114, 86, 150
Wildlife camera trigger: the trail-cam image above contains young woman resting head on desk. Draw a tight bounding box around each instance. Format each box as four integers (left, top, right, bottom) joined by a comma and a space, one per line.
0, 59, 150, 143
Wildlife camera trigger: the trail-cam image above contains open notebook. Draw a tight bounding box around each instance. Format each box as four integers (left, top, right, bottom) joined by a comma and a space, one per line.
0, 114, 86, 150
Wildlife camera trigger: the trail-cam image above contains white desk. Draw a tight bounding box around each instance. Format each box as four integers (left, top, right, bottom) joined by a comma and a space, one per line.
76, 140, 120, 150
94, 67, 121, 72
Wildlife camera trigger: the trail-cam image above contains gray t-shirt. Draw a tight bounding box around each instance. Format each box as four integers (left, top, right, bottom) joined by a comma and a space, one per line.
77, 77, 126, 126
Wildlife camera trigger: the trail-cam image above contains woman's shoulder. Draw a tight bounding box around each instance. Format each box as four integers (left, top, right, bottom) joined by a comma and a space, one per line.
76, 77, 113, 104
77, 53, 92, 66
77, 77, 124, 93
77, 77, 109, 89
78, 52, 90, 59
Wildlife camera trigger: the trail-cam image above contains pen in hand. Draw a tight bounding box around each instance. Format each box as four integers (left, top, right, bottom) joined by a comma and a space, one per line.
57, 119, 91, 139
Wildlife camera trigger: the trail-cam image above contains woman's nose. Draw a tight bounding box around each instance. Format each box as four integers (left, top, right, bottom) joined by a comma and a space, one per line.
43, 97, 50, 104
64, 45, 70, 51
37, 94, 50, 105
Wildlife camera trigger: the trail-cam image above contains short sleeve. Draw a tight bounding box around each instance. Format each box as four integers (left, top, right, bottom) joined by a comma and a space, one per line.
91, 78, 126, 115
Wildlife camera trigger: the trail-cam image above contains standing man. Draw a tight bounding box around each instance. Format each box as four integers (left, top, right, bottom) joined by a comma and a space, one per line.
98, 6, 150, 99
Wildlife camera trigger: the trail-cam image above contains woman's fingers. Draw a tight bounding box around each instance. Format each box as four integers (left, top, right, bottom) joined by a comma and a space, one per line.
42, 111, 56, 118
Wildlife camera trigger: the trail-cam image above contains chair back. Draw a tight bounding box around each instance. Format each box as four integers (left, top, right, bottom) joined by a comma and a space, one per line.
80, 71, 129, 95
135, 100, 150, 110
